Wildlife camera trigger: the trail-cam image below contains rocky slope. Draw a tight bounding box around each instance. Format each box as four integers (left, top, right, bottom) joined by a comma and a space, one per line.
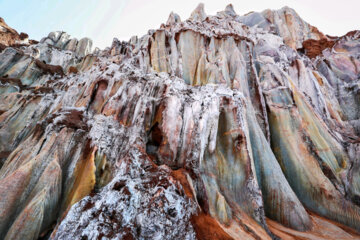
0, 4, 360, 240
0, 17, 38, 50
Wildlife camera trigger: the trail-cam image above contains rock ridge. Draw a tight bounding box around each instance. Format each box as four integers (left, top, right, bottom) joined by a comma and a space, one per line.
0, 3, 359, 240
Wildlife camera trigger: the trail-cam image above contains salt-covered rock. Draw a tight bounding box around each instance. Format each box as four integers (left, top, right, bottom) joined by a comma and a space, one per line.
0, 4, 359, 240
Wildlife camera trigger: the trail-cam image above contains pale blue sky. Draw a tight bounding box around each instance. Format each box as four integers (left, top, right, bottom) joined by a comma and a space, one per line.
0, 0, 359, 49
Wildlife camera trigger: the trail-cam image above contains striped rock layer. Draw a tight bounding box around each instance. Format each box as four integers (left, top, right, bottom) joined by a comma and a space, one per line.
0, 4, 360, 240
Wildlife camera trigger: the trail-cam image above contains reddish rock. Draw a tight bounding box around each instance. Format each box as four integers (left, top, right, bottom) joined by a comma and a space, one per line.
301, 38, 335, 58
68, 66, 78, 74
0, 18, 36, 50
0, 4, 360, 240
34, 59, 65, 76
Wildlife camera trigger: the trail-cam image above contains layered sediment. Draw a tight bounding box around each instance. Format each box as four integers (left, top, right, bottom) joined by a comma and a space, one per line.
0, 4, 359, 240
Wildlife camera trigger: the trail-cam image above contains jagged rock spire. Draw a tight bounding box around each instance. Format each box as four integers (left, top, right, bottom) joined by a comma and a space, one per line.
224, 4, 237, 17
1, 5, 360, 240
189, 3, 207, 22
166, 11, 181, 25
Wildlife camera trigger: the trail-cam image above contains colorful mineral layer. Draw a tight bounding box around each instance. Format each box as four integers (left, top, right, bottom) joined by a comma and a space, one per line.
0, 3, 360, 240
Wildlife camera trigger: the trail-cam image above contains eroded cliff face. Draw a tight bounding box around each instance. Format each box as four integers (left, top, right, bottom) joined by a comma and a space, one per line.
0, 17, 38, 50
0, 4, 360, 240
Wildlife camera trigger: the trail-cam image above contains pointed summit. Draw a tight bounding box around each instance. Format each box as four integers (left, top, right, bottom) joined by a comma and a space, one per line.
166, 11, 181, 25
189, 3, 207, 22
224, 4, 237, 17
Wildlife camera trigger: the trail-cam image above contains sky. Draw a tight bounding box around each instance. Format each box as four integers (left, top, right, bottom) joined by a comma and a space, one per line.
0, 0, 359, 49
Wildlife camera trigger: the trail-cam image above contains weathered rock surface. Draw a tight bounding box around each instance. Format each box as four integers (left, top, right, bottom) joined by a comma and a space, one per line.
0, 3, 360, 240
239, 6, 326, 49
0, 18, 37, 50
40, 31, 94, 57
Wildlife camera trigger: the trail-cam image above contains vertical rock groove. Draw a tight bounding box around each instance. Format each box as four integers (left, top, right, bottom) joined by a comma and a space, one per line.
0, 4, 359, 240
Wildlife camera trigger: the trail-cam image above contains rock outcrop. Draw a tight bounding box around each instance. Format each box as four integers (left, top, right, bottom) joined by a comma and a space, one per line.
40, 31, 95, 57
0, 4, 360, 240
239, 6, 326, 49
0, 18, 37, 50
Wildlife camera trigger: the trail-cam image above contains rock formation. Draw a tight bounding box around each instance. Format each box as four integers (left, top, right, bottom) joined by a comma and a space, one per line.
0, 17, 38, 50
0, 4, 360, 240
